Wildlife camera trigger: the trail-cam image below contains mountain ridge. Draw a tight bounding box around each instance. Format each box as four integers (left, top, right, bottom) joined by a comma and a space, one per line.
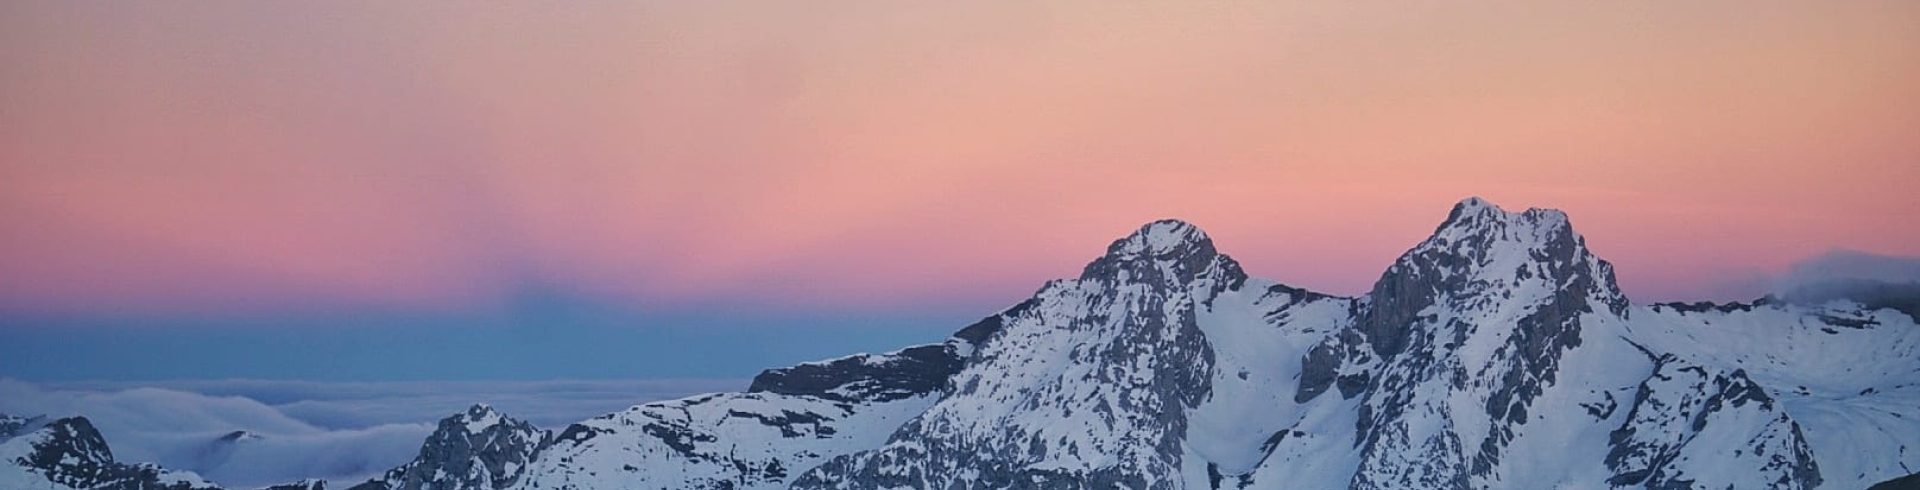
6, 197, 1915, 490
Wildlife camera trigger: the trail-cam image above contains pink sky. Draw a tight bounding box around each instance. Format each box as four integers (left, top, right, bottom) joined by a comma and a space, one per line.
3, 0, 1917, 318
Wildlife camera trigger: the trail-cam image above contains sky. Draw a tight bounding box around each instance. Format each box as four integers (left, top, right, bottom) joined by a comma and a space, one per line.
2, 0, 1919, 382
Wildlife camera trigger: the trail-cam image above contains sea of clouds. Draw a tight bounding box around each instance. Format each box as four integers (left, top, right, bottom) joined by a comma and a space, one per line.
0, 378, 740, 488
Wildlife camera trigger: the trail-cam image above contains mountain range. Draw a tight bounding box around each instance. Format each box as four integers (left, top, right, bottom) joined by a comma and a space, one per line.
5, 198, 1916, 489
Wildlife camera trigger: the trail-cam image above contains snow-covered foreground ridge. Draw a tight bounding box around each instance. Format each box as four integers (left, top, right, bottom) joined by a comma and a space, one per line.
7, 197, 1918, 490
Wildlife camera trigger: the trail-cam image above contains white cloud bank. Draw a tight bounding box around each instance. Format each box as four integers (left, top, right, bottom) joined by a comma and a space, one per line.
0, 378, 739, 488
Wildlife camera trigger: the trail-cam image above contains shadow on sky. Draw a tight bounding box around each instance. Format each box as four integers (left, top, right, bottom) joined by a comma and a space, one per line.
0, 284, 1001, 382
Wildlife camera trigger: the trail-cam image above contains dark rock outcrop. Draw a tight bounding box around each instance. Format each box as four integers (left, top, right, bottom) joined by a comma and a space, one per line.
346, 405, 549, 490
6, 416, 222, 490
747, 343, 968, 402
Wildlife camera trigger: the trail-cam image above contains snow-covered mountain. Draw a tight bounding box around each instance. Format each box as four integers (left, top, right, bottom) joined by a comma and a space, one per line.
0, 415, 224, 490
6, 198, 1916, 489
512, 341, 966, 490
345, 404, 549, 490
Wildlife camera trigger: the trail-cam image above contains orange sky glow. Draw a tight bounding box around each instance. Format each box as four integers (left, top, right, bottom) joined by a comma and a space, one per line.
3, 0, 1917, 318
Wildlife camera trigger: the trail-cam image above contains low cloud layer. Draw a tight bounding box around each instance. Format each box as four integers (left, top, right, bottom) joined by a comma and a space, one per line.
0, 378, 738, 488
1649, 249, 1920, 304
1777, 249, 1920, 293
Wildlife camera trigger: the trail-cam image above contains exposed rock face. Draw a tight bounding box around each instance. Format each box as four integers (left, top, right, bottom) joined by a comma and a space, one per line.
748, 343, 968, 403
19, 417, 119, 488
1870, 473, 1920, 490
1292, 198, 1650, 489
346, 404, 549, 490
1605, 355, 1821, 490
345, 405, 549, 490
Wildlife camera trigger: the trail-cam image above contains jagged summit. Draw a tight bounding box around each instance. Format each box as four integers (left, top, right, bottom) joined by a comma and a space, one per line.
1441, 196, 1568, 224
29, 417, 114, 466
1080, 218, 1245, 290
1345, 197, 1624, 359
460, 404, 499, 423
1397, 197, 1623, 309
1431, 197, 1574, 248
1428, 197, 1581, 270
1109, 219, 1211, 256
347, 406, 549, 490
1444, 195, 1501, 224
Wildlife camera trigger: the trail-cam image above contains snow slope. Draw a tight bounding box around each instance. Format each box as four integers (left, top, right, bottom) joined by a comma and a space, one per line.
1631, 300, 1920, 490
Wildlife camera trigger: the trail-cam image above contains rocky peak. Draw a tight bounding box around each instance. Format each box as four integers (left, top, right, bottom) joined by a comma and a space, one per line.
1292, 198, 1640, 488
13, 417, 118, 488
1106, 219, 1211, 257
791, 220, 1227, 490
346, 406, 549, 490
1080, 219, 1247, 292
22, 417, 113, 467
1360, 197, 1625, 358
455, 404, 503, 430
1421, 197, 1580, 272
1433, 196, 1566, 233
